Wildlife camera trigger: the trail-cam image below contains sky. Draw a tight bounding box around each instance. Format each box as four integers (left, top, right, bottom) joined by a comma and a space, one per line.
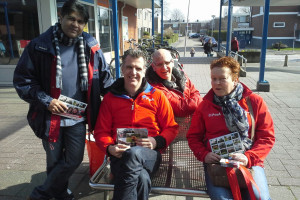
165, 0, 238, 22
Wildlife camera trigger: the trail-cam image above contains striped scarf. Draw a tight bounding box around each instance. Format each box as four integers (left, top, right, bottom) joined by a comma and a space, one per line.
213, 83, 252, 150
53, 23, 88, 91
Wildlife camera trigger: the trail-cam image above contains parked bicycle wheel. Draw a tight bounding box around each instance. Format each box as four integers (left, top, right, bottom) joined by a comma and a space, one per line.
109, 58, 122, 79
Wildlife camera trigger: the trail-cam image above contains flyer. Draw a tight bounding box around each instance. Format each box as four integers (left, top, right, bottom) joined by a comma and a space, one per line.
117, 128, 148, 146
55, 95, 87, 120
209, 132, 244, 158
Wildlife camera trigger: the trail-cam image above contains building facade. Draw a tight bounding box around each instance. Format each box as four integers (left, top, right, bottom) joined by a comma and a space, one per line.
251, 6, 300, 48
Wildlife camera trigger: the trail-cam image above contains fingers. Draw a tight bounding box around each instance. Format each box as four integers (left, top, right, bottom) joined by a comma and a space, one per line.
108, 144, 130, 158
205, 152, 221, 163
136, 138, 154, 149
230, 153, 248, 166
48, 99, 68, 114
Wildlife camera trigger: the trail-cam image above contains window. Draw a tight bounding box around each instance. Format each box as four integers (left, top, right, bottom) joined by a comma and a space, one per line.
273, 22, 285, 28
260, 6, 264, 14
98, 6, 114, 53
0, 0, 39, 65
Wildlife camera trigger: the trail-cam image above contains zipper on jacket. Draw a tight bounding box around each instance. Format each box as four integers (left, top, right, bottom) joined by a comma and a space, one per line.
131, 101, 135, 127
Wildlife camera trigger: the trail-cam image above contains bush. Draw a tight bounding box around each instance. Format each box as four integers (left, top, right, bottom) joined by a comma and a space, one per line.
143, 31, 150, 36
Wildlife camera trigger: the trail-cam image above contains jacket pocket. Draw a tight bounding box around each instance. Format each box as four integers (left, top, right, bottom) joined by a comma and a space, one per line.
27, 103, 47, 139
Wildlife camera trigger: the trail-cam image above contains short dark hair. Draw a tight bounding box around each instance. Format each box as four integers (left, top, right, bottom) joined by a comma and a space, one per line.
121, 49, 147, 67
61, 0, 89, 23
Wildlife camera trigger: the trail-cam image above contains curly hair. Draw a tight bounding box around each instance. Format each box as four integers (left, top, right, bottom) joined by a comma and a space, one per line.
210, 56, 240, 79
122, 49, 147, 67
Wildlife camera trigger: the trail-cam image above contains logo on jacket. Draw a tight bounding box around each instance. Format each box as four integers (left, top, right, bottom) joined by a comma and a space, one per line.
142, 95, 154, 102
208, 112, 221, 117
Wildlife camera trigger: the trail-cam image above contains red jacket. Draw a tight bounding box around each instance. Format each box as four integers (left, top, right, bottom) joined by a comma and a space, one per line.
146, 67, 202, 117
94, 79, 179, 154
231, 39, 239, 51
187, 83, 275, 168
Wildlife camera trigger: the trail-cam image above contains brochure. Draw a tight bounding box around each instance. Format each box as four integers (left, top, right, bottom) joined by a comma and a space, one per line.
55, 95, 87, 120
117, 128, 148, 146
209, 132, 244, 158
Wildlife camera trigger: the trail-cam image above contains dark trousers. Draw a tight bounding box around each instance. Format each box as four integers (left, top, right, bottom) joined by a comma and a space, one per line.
30, 122, 86, 200
110, 146, 162, 200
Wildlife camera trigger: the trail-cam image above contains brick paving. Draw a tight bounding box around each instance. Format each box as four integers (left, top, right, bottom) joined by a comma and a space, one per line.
0, 38, 300, 199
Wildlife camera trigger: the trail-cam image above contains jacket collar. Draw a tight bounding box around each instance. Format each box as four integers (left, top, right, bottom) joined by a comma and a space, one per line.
146, 65, 186, 92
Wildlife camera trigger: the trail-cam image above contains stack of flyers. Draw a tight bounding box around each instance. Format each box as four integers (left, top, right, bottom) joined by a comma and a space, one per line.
56, 95, 87, 120
117, 128, 148, 146
209, 132, 244, 158
220, 158, 242, 168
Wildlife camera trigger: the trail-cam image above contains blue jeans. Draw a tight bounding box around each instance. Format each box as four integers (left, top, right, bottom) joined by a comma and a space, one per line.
205, 165, 271, 200
110, 146, 162, 200
30, 122, 86, 200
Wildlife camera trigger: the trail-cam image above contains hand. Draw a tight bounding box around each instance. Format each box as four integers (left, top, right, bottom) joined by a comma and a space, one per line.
204, 152, 221, 164
108, 144, 130, 158
48, 99, 68, 114
230, 153, 248, 166
136, 137, 157, 150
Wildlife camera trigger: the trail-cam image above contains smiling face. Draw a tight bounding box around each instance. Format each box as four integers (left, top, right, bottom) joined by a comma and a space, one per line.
60, 11, 86, 38
211, 67, 238, 97
122, 56, 146, 96
152, 49, 174, 81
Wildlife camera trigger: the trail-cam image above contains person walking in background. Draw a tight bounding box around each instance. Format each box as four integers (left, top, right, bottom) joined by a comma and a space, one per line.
204, 38, 213, 57
231, 37, 239, 53
146, 49, 202, 117
190, 47, 195, 57
187, 57, 275, 200
13, 0, 114, 199
94, 49, 178, 200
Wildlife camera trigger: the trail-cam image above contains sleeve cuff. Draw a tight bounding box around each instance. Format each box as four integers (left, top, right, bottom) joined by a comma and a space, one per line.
154, 136, 166, 150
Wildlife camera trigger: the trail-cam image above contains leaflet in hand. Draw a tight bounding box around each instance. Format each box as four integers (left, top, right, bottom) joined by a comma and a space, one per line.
117, 128, 148, 146
220, 158, 242, 168
209, 132, 244, 158
56, 95, 87, 120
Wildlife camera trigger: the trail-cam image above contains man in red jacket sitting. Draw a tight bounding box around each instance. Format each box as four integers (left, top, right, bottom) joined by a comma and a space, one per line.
94, 49, 178, 200
146, 49, 202, 117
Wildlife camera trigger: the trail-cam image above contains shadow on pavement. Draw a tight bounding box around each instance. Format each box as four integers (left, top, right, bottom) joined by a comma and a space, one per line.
0, 119, 28, 141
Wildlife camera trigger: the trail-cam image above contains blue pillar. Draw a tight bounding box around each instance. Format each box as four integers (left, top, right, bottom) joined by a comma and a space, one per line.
112, 0, 120, 78
152, 0, 155, 48
1, 2, 14, 59
225, 0, 232, 56
257, 0, 270, 92
161, 0, 164, 45
217, 0, 223, 52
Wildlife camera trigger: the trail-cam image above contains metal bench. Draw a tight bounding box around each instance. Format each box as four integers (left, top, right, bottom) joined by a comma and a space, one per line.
89, 116, 209, 199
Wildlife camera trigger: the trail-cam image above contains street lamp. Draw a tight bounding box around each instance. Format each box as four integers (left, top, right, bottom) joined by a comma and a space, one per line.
211, 15, 215, 37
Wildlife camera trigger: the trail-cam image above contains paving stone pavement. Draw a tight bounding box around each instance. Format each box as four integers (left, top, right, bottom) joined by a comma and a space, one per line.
1, 38, 300, 199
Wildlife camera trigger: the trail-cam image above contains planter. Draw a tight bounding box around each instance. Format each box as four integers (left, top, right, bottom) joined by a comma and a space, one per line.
239, 51, 261, 63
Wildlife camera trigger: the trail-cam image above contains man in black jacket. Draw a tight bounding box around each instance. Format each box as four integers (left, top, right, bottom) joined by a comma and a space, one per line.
13, 0, 113, 199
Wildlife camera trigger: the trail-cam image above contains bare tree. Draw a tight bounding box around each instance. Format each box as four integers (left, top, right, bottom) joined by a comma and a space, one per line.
235, 7, 251, 14
170, 9, 185, 21
154, 0, 170, 18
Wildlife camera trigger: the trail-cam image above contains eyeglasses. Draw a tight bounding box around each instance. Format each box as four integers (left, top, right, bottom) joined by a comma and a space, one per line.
153, 60, 173, 68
